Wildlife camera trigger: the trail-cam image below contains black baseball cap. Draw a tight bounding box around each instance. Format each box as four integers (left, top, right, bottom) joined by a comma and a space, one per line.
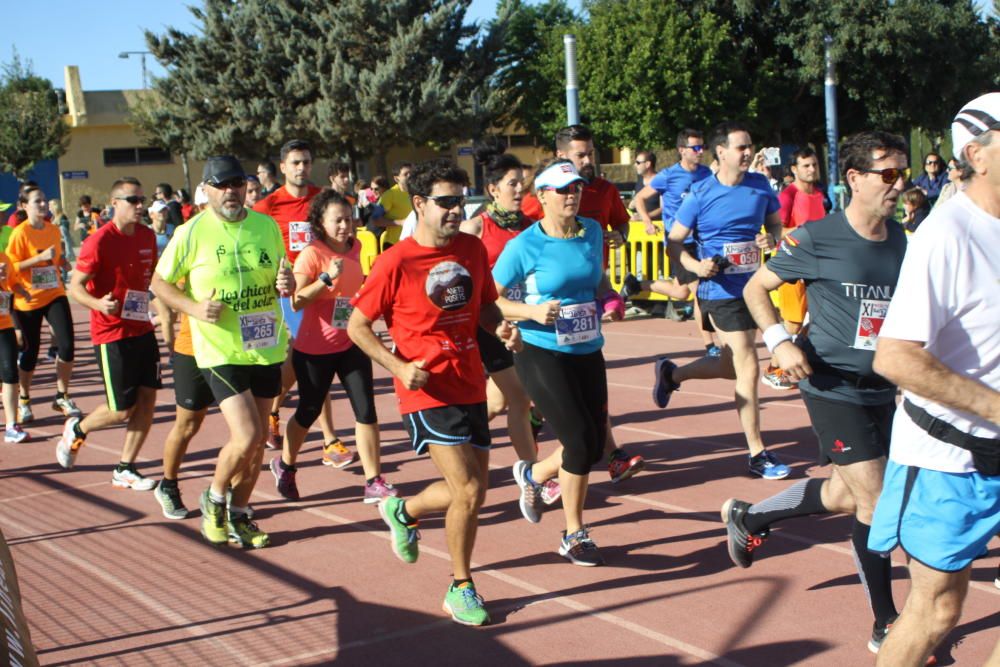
202, 156, 245, 186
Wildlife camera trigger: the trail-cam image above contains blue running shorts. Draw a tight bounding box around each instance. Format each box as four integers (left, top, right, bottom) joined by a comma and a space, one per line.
869, 460, 1000, 572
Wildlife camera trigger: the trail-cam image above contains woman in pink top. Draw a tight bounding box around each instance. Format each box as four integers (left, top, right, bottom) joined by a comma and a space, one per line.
269, 190, 396, 504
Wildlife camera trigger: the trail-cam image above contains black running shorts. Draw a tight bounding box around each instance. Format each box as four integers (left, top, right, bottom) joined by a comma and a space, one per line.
201, 363, 282, 403
801, 391, 894, 466
700, 297, 756, 333
476, 326, 514, 375
401, 403, 491, 455
172, 352, 214, 412
94, 331, 162, 412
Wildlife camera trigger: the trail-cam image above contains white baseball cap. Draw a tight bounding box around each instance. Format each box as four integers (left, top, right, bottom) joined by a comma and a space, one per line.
149, 200, 168, 214
194, 184, 209, 206
534, 161, 585, 190
952, 92, 1000, 160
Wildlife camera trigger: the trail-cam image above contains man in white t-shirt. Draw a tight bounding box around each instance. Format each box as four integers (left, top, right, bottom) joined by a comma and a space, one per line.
868, 93, 1000, 667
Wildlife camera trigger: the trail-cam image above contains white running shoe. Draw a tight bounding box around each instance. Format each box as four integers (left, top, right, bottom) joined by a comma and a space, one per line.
18, 400, 33, 423
56, 417, 83, 469
112, 467, 157, 491
4, 424, 28, 444
53, 396, 83, 418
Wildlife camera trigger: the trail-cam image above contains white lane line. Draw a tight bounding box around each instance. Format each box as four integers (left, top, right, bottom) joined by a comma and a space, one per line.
606, 381, 809, 410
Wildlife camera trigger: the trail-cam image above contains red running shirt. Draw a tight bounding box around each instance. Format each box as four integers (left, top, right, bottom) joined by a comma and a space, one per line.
253, 184, 322, 263
75, 222, 157, 344
351, 233, 497, 414
478, 211, 530, 268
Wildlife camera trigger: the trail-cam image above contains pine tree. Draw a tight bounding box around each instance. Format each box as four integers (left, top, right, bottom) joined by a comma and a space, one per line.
0, 56, 70, 179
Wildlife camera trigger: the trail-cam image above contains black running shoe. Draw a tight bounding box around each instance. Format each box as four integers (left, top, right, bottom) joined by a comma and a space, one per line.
619, 273, 642, 300
868, 616, 896, 654
720, 498, 768, 569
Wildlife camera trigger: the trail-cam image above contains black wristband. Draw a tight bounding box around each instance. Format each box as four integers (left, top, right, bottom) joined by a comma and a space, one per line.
319, 272, 333, 287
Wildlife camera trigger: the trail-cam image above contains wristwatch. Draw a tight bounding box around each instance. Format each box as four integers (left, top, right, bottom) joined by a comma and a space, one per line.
318, 272, 334, 287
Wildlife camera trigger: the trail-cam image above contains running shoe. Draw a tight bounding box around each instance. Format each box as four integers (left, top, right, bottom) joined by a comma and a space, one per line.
540, 479, 562, 506
748, 450, 791, 480
199, 488, 228, 546
720, 498, 768, 569
619, 273, 642, 300
705, 344, 722, 358
265, 412, 282, 450
52, 395, 83, 418
608, 451, 645, 484
868, 616, 938, 664
227, 512, 270, 549
46, 346, 58, 362
652, 357, 679, 409
761, 366, 794, 391
18, 399, 33, 424
154, 483, 189, 520
512, 460, 543, 523
225, 489, 254, 520
559, 527, 605, 567
4, 424, 28, 444
378, 496, 419, 563
269, 456, 300, 500
112, 466, 157, 491
55, 417, 84, 469
363, 476, 399, 504
322, 439, 356, 468
442, 581, 490, 626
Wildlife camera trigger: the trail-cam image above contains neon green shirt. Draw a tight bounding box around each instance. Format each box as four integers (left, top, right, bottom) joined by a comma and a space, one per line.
378, 184, 413, 221
155, 207, 289, 368
0, 226, 11, 252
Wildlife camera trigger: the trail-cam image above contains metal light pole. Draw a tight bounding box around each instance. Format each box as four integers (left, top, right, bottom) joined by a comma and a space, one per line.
564, 34, 580, 125
118, 51, 151, 89
824, 35, 843, 210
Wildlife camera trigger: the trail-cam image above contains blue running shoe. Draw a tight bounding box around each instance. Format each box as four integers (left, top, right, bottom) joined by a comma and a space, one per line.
652, 357, 679, 408
749, 450, 790, 480
706, 344, 722, 358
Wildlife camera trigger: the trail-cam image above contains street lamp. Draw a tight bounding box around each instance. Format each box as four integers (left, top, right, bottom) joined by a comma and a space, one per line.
118, 51, 151, 89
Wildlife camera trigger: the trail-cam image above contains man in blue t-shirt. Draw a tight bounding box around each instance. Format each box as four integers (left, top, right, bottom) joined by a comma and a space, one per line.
632, 128, 718, 354
652, 121, 790, 480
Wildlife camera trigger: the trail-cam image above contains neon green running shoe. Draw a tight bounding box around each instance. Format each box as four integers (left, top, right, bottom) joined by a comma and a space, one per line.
443, 581, 490, 626
378, 496, 419, 563
199, 488, 228, 546
227, 513, 270, 549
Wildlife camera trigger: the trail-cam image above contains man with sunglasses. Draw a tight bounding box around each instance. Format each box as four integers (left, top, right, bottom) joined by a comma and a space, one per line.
913, 152, 949, 206
867, 93, 1000, 667
655, 121, 789, 480
152, 156, 293, 550
58, 178, 161, 491
349, 159, 520, 626
726, 131, 909, 655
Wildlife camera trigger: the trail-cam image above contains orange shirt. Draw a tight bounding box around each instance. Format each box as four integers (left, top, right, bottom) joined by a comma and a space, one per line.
174, 313, 194, 356
0, 251, 16, 330
6, 221, 65, 311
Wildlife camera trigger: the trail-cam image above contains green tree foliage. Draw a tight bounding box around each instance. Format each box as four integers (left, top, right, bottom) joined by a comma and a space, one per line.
0, 55, 70, 179
145, 0, 508, 165
577, 0, 750, 149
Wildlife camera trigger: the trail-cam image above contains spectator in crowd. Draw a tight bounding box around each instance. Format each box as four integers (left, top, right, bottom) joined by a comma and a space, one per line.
177, 188, 194, 221
368, 163, 413, 238
901, 187, 930, 233
913, 152, 948, 206
934, 158, 964, 208
49, 199, 73, 265
328, 162, 357, 206
245, 175, 263, 208
154, 183, 184, 229
629, 150, 661, 220
75, 195, 100, 243
257, 159, 281, 196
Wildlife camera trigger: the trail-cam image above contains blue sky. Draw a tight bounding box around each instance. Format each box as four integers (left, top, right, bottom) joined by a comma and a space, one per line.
6, 0, 575, 91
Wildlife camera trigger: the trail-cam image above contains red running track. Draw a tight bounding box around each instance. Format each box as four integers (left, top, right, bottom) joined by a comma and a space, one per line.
0, 306, 996, 666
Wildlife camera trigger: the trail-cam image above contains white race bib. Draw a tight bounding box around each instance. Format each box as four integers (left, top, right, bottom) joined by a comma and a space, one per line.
0, 292, 10, 316
721, 241, 760, 274
121, 289, 150, 321
30, 266, 59, 290
853, 299, 889, 350
555, 302, 599, 346
239, 311, 278, 351
331, 296, 353, 329
288, 221, 312, 252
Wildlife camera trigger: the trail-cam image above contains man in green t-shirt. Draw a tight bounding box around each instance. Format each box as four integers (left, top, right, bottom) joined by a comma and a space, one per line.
368, 161, 413, 236
152, 156, 293, 550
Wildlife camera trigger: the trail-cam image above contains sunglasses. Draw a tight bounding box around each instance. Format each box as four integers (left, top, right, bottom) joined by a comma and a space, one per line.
542, 183, 582, 195
634, 158, 648, 164
858, 167, 906, 184
681, 144, 705, 153
114, 195, 146, 205
925, 160, 942, 166
424, 195, 465, 209
208, 177, 247, 190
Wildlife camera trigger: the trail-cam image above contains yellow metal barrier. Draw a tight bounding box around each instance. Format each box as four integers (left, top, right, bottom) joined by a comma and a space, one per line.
356, 228, 379, 275
608, 221, 692, 302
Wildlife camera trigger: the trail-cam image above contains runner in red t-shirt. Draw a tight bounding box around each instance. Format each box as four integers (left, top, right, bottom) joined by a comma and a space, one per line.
553, 124, 645, 483
253, 139, 344, 458
349, 159, 520, 626
58, 177, 161, 490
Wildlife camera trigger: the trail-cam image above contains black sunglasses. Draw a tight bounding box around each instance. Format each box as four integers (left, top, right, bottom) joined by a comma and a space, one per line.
858, 167, 906, 185
542, 183, 582, 195
424, 195, 465, 209
114, 195, 146, 205
209, 177, 247, 190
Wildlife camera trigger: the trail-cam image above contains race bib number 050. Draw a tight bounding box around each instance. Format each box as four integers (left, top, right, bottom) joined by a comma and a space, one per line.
239, 312, 278, 351
721, 241, 760, 275
288, 221, 312, 253
853, 299, 889, 350
555, 301, 599, 346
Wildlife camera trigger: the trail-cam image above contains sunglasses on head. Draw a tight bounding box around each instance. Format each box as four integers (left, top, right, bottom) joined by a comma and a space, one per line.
858, 167, 906, 184
424, 194, 465, 209
542, 182, 582, 195
209, 177, 247, 190
114, 195, 146, 205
